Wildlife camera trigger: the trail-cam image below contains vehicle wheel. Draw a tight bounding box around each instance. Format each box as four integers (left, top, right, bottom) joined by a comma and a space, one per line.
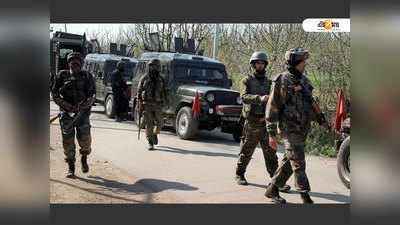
337, 136, 350, 189
232, 124, 243, 143
105, 95, 116, 118
133, 103, 145, 129
175, 106, 198, 140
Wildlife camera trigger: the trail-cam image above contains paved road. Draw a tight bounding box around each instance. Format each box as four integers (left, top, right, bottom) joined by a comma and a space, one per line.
50, 101, 350, 203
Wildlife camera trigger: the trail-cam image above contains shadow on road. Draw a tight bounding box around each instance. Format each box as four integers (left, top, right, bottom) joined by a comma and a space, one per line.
78, 176, 198, 202
51, 176, 198, 203
156, 145, 239, 158
308, 191, 350, 203
50, 178, 147, 203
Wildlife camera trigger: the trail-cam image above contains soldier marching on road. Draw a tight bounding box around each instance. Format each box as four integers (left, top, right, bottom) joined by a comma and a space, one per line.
51, 52, 96, 178
235, 51, 290, 193
264, 48, 331, 204
136, 58, 169, 150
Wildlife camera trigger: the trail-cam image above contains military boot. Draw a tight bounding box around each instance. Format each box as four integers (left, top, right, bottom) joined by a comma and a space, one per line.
153, 134, 158, 145
81, 155, 89, 173
268, 182, 291, 193
235, 169, 248, 185
147, 140, 154, 151
300, 192, 314, 204
115, 116, 122, 122
66, 161, 75, 178
279, 184, 291, 193
264, 184, 287, 204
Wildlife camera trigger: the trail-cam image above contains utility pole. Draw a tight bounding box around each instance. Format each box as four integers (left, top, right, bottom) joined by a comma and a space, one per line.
213, 24, 219, 59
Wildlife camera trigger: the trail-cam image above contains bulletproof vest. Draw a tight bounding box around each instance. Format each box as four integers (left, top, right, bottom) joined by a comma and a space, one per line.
58, 70, 91, 105
277, 72, 313, 135
141, 74, 165, 103
242, 74, 271, 118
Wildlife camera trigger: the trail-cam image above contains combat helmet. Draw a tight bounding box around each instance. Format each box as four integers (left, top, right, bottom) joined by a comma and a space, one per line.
148, 58, 161, 67
249, 51, 269, 65
67, 52, 83, 64
117, 60, 126, 70
285, 48, 310, 66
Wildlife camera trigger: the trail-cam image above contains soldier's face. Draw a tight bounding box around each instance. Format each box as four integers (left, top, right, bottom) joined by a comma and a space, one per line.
69, 58, 82, 73
295, 60, 307, 73
150, 65, 160, 72
255, 61, 266, 71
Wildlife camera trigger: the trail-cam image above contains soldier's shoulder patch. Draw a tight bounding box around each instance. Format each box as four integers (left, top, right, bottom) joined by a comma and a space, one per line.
241, 75, 251, 83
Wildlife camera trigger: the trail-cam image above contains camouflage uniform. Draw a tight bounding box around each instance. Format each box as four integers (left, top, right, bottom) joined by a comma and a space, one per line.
236, 73, 278, 178
265, 48, 329, 203
52, 70, 96, 160
51, 52, 96, 176
235, 51, 290, 190
137, 59, 168, 149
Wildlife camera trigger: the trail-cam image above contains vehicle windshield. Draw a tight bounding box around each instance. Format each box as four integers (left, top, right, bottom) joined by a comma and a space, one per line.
105, 60, 136, 81
174, 64, 226, 81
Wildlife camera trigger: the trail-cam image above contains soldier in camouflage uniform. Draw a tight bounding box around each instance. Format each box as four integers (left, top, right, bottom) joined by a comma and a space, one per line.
137, 58, 168, 150
264, 48, 331, 204
234, 51, 290, 193
51, 52, 96, 178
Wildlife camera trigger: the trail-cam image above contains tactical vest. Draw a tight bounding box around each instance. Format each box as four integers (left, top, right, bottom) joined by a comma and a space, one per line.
141, 75, 165, 103
276, 72, 313, 135
242, 75, 271, 118
58, 70, 91, 105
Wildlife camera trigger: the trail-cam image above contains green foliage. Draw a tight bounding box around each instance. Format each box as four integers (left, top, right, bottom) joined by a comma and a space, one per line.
305, 125, 340, 157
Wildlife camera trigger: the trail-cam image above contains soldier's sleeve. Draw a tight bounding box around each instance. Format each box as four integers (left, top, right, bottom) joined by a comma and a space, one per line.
304, 77, 324, 124
240, 77, 261, 105
51, 71, 74, 112
137, 76, 145, 101
81, 72, 96, 110
265, 75, 284, 137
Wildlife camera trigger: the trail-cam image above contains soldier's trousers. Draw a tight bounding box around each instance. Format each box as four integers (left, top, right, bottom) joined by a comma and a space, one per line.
113, 90, 126, 118
236, 120, 278, 178
143, 103, 163, 143
59, 111, 92, 163
270, 134, 311, 193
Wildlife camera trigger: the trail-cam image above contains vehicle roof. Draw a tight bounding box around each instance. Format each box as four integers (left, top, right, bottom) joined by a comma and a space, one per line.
84, 53, 138, 63
139, 52, 223, 65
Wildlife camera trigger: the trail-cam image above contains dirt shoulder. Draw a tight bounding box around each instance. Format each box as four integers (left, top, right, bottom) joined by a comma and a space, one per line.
50, 124, 171, 204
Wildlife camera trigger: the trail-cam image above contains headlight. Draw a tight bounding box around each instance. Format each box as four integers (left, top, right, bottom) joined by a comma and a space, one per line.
207, 93, 215, 102
236, 96, 242, 104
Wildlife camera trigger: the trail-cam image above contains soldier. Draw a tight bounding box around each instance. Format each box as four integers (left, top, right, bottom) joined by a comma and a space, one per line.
264, 48, 331, 204
235, 51, 290, 193
51, 52, 96, 178
137, 58, 168, 150
111, 60, 129, 122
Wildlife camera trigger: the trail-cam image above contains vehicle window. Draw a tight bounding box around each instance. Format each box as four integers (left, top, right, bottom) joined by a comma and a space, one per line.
59, 49, 73, 58
174, 65, 226, 80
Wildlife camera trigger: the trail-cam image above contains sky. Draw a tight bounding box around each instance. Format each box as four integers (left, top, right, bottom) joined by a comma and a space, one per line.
49, 23, 131, 39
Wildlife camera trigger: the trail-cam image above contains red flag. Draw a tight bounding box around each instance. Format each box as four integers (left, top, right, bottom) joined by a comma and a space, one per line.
334, 88, 346, 132
192, 90, 200, 119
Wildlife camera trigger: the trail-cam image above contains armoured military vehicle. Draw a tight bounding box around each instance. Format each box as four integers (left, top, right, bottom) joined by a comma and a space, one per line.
131, 51, 243, 141
49, 31, 100, 89
83, 53, 138, 118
